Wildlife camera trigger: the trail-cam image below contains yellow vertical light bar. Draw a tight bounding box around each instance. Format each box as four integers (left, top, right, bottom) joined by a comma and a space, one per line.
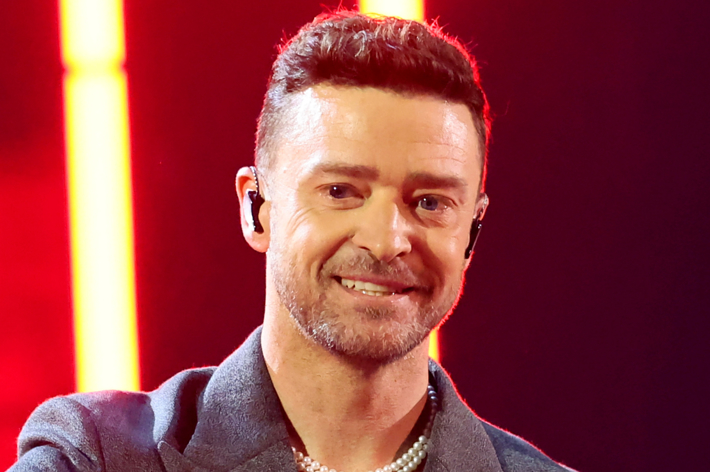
360, 0, 424, 21
59, 0, 139, 391
357, 0, 438, 362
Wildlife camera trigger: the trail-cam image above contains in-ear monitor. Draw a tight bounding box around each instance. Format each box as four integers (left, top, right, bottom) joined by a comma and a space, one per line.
246, 166, 265, 234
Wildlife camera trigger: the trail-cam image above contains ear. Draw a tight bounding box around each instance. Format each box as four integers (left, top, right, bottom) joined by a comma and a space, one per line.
463, 193, 490, 265
236, 166, 270, 253
475, 192, 489, 220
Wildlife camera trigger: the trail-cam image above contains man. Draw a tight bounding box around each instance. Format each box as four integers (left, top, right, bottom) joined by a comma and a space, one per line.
12, 11, 575, 472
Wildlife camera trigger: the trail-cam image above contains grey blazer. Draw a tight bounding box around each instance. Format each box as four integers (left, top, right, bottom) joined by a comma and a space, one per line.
10, 327, 575, 471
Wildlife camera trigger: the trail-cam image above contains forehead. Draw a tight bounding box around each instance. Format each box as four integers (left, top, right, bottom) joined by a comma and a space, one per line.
273, 85, 482, 186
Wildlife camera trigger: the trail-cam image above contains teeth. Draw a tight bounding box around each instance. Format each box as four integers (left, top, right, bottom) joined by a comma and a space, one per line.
340, 278, 396, 295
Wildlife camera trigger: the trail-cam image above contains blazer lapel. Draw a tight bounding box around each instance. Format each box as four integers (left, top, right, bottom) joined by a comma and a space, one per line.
226, 442, 300, 472
158, 441, 211, 472
425, 361, 505, 472
169, 327, 297, 471
158, 438, 297, 472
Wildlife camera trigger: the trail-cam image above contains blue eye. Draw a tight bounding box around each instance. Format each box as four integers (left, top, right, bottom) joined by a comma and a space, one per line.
418, 196, 440, 211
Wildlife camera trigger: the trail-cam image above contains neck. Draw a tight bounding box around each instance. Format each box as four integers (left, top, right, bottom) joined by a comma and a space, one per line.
261, 301, 431, 472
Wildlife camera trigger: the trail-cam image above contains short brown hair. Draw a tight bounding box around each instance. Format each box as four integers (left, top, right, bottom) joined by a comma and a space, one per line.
256, 10, 491, 187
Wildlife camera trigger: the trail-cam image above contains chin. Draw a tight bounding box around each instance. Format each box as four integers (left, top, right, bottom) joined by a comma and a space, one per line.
292, 309, 438, 365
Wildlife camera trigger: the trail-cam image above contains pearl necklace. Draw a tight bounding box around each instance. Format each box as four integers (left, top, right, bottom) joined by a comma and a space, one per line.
292, 385, 439, 472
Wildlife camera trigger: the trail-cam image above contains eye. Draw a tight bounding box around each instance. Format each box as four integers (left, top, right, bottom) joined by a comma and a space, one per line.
418, 195, 442, 212
319, 183, 365, 208
328, 184, 357, 199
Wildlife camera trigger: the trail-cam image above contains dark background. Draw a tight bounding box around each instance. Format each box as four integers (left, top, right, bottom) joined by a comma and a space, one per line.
2, 0, 709, 470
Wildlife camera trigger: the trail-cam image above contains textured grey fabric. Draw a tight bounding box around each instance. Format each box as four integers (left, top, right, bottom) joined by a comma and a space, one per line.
10, 327, 574, 471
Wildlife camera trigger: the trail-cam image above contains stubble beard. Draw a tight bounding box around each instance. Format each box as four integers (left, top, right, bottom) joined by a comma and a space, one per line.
269, 244, 463, 364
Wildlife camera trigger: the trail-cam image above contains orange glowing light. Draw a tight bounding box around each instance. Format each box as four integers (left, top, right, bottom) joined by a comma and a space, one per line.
60, 0, 139, 392
357, 0, 437, 361
359, 0, 424, 21
428, 326, 439, 362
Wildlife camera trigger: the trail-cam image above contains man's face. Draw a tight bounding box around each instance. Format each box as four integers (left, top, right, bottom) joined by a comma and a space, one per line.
265, 85, 484, 363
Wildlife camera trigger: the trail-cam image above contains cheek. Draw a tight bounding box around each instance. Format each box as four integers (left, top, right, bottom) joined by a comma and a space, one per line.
423, 229, 468, 281
433, 227, 467, 258
272, 192, 316, 240
279, 209, 348, 267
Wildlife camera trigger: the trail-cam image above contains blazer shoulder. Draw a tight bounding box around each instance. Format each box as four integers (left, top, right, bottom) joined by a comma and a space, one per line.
13, 394, 106, 471
12, 366, 216, 471
481, 421, 578, 472
147, 366, 215, 450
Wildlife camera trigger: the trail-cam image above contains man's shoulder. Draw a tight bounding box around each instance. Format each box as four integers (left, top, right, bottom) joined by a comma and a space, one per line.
66, 365, 215, 433
428, 360, 575, 472
86, 366, 213, 426
12, 366, 216, 471
479, 420, 577, 472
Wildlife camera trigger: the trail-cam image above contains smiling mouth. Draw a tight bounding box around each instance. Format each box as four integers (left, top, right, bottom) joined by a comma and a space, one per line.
335, 277, 414, 297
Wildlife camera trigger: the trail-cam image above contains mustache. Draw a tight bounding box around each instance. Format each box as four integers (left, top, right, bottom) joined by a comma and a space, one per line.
321, 253, 427, 288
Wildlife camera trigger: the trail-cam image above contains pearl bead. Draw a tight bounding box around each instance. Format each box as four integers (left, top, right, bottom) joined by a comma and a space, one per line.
304, 457, 312, 465
312, 461, 320, 469
396, 458, 405, 467
319, 467, 328, 472
402, 453, 412, 462
418, 435, 427, 443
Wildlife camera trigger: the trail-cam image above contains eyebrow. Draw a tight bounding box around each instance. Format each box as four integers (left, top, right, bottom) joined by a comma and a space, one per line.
308, 162, 380, 180
307, 163, 468, 191
407, 171, 468, 190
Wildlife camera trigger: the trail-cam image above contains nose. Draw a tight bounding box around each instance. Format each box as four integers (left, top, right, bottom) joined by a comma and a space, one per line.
351, 197, 413, 263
